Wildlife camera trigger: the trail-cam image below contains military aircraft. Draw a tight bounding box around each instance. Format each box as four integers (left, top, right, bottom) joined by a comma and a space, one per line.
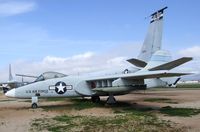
5, 7, 192, 108
0, 64, 27, 93
0, 64, 67, 93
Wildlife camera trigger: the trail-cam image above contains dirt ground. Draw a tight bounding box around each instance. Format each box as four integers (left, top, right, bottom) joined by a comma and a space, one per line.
1, 89, 200, 132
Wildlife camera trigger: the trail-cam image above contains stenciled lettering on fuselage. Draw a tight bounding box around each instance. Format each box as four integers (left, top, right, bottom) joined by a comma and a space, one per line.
26, 90, 48, 94
49, 81, 73, 94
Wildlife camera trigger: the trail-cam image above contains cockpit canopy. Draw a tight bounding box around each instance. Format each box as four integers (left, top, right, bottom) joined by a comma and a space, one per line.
35, 71, 67, 82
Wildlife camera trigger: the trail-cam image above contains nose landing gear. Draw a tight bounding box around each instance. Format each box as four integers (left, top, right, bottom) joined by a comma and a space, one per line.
31, 96, 38, 109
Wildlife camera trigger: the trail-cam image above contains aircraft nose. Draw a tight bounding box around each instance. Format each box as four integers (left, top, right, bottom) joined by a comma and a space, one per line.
5, 89, 16, 98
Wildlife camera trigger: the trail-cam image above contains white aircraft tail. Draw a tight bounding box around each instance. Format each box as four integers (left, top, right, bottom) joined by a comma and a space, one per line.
138, 7, 167, 62
9, 64, 13, 82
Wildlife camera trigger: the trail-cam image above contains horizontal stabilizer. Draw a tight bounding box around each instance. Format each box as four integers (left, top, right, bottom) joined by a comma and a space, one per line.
127, 58, 147, 68
149, 57, 193, 71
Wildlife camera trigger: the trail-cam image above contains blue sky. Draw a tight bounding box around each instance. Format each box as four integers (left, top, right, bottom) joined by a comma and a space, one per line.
0, 0, 200, 80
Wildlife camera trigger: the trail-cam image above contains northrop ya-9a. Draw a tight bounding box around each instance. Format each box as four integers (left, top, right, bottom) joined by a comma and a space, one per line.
5, 7, 192, 108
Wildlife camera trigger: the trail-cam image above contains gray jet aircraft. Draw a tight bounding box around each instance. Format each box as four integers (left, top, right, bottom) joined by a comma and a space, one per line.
5, 7, 192, 108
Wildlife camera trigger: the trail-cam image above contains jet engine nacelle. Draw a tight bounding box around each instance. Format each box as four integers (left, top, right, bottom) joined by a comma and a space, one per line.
145, 77, 180, 88
145, 78, 167, 88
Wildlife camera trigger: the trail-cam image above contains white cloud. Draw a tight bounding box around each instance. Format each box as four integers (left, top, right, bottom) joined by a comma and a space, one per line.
39, 52, 127, 74
43, 56, 67, 64
0, 1, 36, 16
178, 46, 200, 57
0, 51, 129, 82
71, 52, 94, 60
1, 44, 200, 82
107, 57, 127, 67
42, 52, 95, 65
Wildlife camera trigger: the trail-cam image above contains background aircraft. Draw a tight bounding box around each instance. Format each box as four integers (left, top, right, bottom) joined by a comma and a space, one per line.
5, 7, 192, 108
0, 64, 67, 93
0, 64, 27, 93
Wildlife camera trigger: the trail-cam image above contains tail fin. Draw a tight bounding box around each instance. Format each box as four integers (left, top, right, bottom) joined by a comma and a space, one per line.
138, 7, 167, 62
9, 64, 13, 81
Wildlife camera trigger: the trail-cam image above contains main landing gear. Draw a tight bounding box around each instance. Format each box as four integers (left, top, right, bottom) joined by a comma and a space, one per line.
106, 94, 116, 104
91, 94, 117, 104
31, 96, 38, 109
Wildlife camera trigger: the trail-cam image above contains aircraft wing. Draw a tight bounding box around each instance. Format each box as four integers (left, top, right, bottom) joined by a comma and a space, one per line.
86, 70, 191, 81
149, 57, 193, 71
82, 70, 191, 94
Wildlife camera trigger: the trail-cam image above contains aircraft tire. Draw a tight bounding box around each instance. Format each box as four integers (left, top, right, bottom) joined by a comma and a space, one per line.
31, 103, 38, 109
91, 96, 100, 103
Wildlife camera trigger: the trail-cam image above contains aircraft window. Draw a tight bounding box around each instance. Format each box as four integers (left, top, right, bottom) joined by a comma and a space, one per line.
34, 72, 67, 82
35, 75, 45, 82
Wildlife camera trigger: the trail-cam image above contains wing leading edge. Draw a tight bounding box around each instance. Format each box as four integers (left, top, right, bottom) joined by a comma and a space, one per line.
86, 70, 191, 82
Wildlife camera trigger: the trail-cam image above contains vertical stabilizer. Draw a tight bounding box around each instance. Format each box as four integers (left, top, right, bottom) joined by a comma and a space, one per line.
9, 64, 13, 81
138, 7, 167, 62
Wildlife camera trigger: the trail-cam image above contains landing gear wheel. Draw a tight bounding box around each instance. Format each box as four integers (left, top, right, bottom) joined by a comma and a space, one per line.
31, 103, 38, 109
91, 96, 100, 103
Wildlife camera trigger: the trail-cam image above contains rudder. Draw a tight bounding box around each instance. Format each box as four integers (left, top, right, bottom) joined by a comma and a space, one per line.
138, 7, 167, 62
